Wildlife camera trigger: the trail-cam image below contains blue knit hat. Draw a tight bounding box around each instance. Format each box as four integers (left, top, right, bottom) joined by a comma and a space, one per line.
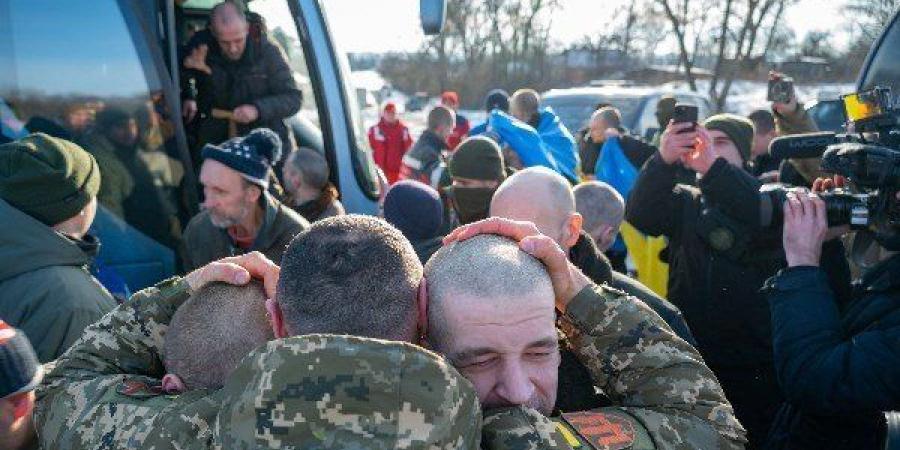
383, 180, 444, 241
0, 321, 42, 399
201, 128, 282, 188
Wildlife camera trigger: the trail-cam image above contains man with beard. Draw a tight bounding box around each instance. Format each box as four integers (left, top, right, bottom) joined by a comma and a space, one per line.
182, 128, 307, 270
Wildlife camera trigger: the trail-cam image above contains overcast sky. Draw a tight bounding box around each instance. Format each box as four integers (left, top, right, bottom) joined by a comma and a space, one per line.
322, 0, 850, 54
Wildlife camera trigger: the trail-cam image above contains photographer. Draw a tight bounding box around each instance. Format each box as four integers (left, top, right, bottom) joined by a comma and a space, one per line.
768, 71, 824, 187
763, 183, 900, 450
626, 115, 783, 448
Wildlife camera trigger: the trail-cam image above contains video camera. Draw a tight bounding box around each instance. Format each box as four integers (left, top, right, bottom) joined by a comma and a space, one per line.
758, 86, 900, 248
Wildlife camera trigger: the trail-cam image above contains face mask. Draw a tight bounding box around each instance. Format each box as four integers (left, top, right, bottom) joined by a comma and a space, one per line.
450, 186, 495, 225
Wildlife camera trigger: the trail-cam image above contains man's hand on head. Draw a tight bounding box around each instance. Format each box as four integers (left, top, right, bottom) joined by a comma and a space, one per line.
444, 218, 592, 313
184, 44, 211, 75
184, 251, 280, 299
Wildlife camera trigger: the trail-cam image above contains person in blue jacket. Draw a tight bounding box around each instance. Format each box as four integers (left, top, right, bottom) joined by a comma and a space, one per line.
487, 89, 580, 184
763, 186, 900, 450
469, 89, 509, 139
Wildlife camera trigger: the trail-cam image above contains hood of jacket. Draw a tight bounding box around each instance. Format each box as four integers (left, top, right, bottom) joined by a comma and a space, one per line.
0, 199, 92, 282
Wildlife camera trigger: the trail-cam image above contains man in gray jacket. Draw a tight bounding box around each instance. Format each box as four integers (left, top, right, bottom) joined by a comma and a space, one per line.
0, 133, 116, 362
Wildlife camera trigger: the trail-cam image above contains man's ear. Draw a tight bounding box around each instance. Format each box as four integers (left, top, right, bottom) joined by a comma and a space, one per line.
10, 392, 32, 421
265, 298, 289, 338
563, 213, 583, 249
161, 374, 186, 394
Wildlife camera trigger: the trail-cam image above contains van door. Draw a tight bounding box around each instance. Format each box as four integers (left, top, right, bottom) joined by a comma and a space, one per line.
0, 0, 195, 290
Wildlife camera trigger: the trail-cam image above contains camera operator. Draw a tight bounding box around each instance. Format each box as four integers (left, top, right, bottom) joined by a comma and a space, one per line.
763, 182, 900, 450
627, 115, 852, 449
768, 71, 826, 187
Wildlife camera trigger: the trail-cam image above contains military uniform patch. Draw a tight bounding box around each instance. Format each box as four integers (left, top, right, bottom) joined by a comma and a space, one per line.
562, 411, 635, 450
117, 379, 165, 398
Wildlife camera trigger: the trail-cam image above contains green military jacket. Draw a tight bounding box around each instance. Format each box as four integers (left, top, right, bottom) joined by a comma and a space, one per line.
182, 191, 309, 271
482, 284, 748, 450
34, 278, 482, 449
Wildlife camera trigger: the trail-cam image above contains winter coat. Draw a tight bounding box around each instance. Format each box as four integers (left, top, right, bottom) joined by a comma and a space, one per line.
626, 153, 851, 448
400, 129, 448, 187
182, 30, 302, 160
368, 118, 413, 184
0, 200, 116, 363
568, 232, 696, 346
577, 130, 656, 177
447, 113, 470, 150
763, 259, 900, 450
182, 192, 308, 270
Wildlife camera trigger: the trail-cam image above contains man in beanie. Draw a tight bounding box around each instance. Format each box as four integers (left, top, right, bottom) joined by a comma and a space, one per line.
447, 136, 507, 225
0, 321, 43, 450
0, 134, 116, 362
382, 180, 445, 264
625, 114, 853, 448
367, 102, 413, 184
182, 128, 308, 270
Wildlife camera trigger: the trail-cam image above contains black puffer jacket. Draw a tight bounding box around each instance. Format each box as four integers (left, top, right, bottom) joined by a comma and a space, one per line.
626, 153, 852, 448
182, 29, 302, 161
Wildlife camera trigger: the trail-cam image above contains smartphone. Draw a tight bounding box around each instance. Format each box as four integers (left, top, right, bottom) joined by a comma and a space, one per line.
767, 77, 794, 103
672, 104, 698, 132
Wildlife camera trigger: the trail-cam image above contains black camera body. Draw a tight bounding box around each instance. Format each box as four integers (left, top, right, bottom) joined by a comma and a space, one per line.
758, 86, 900, 248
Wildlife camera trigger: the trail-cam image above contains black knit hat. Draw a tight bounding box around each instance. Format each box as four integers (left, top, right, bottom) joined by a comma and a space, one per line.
201, 128, 282, 188
0, 321, 43, 399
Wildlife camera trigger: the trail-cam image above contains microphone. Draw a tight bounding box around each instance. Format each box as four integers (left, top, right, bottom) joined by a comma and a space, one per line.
770, 132, 839, 160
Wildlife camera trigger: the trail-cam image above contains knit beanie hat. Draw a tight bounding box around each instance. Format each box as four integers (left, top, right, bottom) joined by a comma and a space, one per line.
703, 114, 756, 162
202, 128, 282, 188
0, 321, 43, 399
383, 180, 444, 241
0, 133, 101, 226
485, 89, 510, 114
449, 136, 507, 182
655, 95, 677, 128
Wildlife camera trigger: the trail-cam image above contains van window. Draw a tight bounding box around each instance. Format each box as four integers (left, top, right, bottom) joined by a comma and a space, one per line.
860, 15, 900, 95
0, 0, 188, 253
247, 0, 320, 131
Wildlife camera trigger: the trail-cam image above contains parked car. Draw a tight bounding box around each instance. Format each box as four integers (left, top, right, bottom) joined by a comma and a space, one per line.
542, 85, 713, 140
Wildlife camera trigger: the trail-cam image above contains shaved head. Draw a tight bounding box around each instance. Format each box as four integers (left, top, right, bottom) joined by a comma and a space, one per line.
490, 167, 579, 247
574, 181, 624, 233
424, 235, 554, 352
424, 235, 559, 414
164, 281, 273, 390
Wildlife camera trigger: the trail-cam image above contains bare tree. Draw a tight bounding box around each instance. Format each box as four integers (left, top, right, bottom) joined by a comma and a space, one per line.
844, 0, 900, 43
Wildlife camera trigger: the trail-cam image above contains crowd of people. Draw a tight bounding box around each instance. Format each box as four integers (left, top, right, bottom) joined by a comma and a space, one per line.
0, 1, 897, 449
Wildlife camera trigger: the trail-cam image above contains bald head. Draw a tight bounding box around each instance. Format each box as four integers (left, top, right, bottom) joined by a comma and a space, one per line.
210, 1, 248, 61
490, 167, 580, 248
424, 235, 554, 352
573, 181, 625, 251
511, 89, 541, 123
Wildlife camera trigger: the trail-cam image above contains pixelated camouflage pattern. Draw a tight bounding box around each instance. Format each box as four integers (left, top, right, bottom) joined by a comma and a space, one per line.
482, 406, 571, 450
213, 334, 482, 449
558, 285, 748, 450
33, 277, 221, 449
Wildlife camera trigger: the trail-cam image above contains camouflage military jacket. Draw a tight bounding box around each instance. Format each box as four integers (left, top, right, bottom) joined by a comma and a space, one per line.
483, 284, 748, 450
35, 277, 221, 449
34, 278, 484, 449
